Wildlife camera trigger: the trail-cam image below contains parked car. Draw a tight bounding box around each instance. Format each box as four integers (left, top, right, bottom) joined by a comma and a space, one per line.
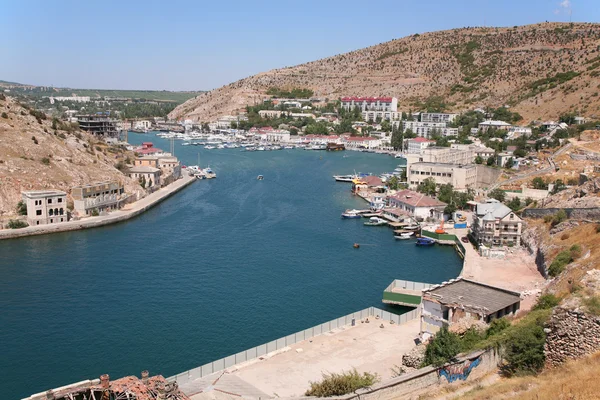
461, 236, 469, 243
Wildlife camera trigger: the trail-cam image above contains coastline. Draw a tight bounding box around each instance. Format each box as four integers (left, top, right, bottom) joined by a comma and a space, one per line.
0, 173, 196, 240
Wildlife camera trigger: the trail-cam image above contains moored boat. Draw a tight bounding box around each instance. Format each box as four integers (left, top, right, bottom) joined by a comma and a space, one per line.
416, 237, 435, 246
333, 174, 356, 182
364, 217, 387, 226
341, 209, 362, 219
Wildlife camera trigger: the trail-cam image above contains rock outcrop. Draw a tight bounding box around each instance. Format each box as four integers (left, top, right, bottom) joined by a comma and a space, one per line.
545, 307, 600, 367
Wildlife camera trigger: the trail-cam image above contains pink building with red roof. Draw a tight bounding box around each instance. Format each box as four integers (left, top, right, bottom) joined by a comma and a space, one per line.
387, 189, 446, 220
134, 142, 165, 155
340, 96, 398, 113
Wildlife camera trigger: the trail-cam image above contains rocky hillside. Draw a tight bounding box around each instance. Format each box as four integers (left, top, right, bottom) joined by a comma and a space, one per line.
170, 22, 600, 123
0, 95, 143, 218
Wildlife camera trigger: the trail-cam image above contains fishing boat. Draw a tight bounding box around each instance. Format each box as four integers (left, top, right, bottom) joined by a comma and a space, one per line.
204, 167, 216, 179
364, 217, 387, 226
341, 209, 362, 219
416, 237, 435, 246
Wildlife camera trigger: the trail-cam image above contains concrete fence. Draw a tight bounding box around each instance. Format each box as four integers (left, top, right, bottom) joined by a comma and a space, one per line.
522, 207, 600, 220
168, 306, 420, 385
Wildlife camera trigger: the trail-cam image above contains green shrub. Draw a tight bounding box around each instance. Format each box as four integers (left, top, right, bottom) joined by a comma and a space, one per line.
7, 219, 28, 229
583, 295, 600, 316
570, 244, 582, 259
548, 250, 573, 277
486, 318, 510, 337
40, 157, 50, 165
423, 327, 461, 367
16, 200, 27, 216
551, 209, 568, 227
1, 112, 7, 119
459, 328, 486, 352
502, 323, 546, 376
533, 294, 560, 310
91, 209, 99, 217
305, 369, 378, 397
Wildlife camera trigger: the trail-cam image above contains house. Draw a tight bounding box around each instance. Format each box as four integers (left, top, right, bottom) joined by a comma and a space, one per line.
21, 190, 68, 225
351, 176, 384, 194
135, 156, 181, 185
71, 181, 126, 217
420, 278, 521, 339
471, 199, 523, 246
387, 189, 446, 220
367, 193, 386, 211
406, 137, 435, 154
134, 142, 164, 156
496, 152, 514, 167
478, 120, 512, 132
381, 207, 410, 222
408, 163, 477, 191
128, 166, 161, 189
340, 97, 398, 112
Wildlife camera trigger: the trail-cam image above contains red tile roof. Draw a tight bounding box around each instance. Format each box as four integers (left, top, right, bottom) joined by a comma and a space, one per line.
344, 136, 377, 141
410, 137, 435, 143
388, 190, 446, 208
362, 176, 384, 186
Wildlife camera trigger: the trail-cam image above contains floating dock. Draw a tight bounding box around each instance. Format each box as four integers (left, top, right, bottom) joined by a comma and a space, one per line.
382, 279, 435, 307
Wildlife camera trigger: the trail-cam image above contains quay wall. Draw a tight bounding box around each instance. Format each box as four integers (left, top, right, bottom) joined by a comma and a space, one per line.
169, 306, 420, 386
0, 175, 196, 240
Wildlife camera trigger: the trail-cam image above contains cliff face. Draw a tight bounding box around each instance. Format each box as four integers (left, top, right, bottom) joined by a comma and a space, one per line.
0, 96, 143, 218
170, 22, 600, 123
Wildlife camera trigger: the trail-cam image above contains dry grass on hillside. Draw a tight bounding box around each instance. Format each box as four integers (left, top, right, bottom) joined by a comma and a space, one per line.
455, 352, 600, 400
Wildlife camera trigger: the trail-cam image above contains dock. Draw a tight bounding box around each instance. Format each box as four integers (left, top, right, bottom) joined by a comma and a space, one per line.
382, 279, 435, 307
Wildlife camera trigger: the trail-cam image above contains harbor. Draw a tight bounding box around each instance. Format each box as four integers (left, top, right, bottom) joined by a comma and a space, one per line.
0, 135, 463, 399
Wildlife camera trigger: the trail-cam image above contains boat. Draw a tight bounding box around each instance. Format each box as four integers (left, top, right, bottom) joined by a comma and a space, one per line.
204, 167, 216, 179
364, 217, 387, 226
194, 172, 207, 180
404, 224, 421, 231
205, 145, 216, 150
333, 174, 356, 182
257, 175, 264, 180
416, 237, 436, 246
341, 210, 362, 219
394, 235, 411, 240
257, 146, 265, 151
284, 145, 294, 149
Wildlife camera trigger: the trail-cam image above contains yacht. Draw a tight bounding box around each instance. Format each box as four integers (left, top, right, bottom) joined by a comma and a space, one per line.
283, 145, 294, 149
333, 174, 356, 182
341, 209, 363, 219
364, 217, 387, 226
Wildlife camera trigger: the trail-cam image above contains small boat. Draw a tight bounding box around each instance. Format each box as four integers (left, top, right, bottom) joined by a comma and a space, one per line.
341, 210, 362, 219
394, 235, 411, 240
205, 145, 216, 150
416, 237, 436, 246
284, 145, 294, 149
257, 146, 265, 151
257, 175, 264, 180
204, 167, 216, 179
364, 217, 387, 226
333, 174, 356, 182
404, 225, 420, 231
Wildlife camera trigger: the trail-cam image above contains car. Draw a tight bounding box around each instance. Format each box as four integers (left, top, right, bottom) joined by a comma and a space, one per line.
461, 236, 469, 243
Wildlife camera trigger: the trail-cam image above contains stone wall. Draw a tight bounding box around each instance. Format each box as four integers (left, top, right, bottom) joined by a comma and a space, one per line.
522, 208, 600, 220
475, 165, 502, 188
545, 307, 600, 367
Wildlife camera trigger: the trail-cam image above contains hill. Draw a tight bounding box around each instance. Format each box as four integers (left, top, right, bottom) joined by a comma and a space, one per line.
170, 22, 600, 123
0, 95, 143, 220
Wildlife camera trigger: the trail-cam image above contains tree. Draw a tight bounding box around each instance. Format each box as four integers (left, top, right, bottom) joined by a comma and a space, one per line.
532, 177, 548, 190
391, 129, 403, 150
380, 120, 391, 132
290, 127, 299, 135
416, 177, 437, 197
551, 179, 566, 194
422, 327, 461, 367
139, 176, 147, 188
513, 147, 527, 158
486, 155, 496, 166
504, 157, 514, 169
16, 201, 27, 216
387, 176, 400, 190
474, 155, 483, 164
437, 184, 454, 204
507, 197, 522, 211
444, 203, 457, 215
489, 188, 506, 202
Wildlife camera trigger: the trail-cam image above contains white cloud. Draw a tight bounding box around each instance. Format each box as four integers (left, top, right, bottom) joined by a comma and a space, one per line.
559, 0, 571, 8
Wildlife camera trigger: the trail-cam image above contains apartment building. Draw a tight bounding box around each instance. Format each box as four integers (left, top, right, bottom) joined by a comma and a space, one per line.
406, 137, 434, 154
471, 199, 523, 247
408, 163, 477, 191
450, 144, 495, 162
340, 97, 398, 112
406, 146, 474, 168
71, 181, 126, 217
420, 113, 458, 124
401, 121, 459, 138
362, 110, 402, 122
21, 190, 68, 225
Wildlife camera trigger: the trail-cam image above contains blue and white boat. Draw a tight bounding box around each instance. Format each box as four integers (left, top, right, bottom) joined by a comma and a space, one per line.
416, 237, 435, 246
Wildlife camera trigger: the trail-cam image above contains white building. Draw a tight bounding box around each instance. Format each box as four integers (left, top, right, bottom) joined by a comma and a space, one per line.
408, 163, 477, 191
387, 189, 446, 220
49, 96, 91, 104
133, 120, 152, 130
216, 115, 247, 129
342, 136, 382, 149
471, 199, 523, 246
478, 120, 512, 132
362, 110, 402, 122
406, 138, 435, 154
340, 97, 398, 112
420, 113, 458, 124
406, 146, 474, 169
401, 121, 459, 138
507, 126, 532, 138
265, 131, 291, 142
21, 190, 68, 226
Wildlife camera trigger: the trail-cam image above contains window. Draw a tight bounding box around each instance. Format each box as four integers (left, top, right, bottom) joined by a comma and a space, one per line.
48, 198, 52, 204
60, 218, 63, 222
50, 219, 53, 223
36, 221, 39, 225
49, 209, 53, 216
59, 208, 64, 215
36, 210, 42, 216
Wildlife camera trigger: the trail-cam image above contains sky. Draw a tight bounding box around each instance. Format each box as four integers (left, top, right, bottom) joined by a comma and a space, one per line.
0, 0, 598, 91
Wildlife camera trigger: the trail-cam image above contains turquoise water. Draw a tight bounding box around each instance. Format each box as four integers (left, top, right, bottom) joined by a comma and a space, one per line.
0, 133, 462, 399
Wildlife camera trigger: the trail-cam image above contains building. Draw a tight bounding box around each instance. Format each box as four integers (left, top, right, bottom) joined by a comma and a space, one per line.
408, 163, 477, 191
342, 136, 382, 149
496, 152, 514, 167
128, 166, 161, 189
258, 110, 283, 119
21, 190, 68, 226
134, 142, 165, 156
265, 131, 291, 142
406, 146, 474, 168
133, 120, 152, 130
71, 181, 126, 217
387, 189, 446, 220
351, 176, 385, 194
76, 114, 119, 138
450, 144, 495, 162
49, 96, 91, 103
478, 120, 512, 132
215, 115, 247, 129
401, 121, 459, 138
340, 97, 398, 112
420, 113, 458, 124
420, 278, 521, 339
507, 126, 532, 138
362, 110, 402, 122
135, 155, 181, 184
406, 138, 435, 154
471, 199, 523, 246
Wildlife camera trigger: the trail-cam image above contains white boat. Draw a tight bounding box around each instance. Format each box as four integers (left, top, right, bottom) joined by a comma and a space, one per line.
284, 145, 294, 149
394, 234, 411, 240
341, 209, 363, 219
205, 145, 216, 150
364, 217, 387, 226
271, 145, 282, 150
217, 144, 225, 149
204, 167, 216, 179
404, 224, 420, 231
257, 146, 265, 151
333, 174, 356, 182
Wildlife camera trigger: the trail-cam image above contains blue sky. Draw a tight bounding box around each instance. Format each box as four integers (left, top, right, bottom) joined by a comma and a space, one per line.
0, 0, 597, 91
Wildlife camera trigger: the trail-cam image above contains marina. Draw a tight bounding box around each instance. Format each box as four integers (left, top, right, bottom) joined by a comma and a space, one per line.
0, 132, 462, 399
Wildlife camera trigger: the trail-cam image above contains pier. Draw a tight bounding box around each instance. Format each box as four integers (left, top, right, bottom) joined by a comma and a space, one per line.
382, 279, 434, 307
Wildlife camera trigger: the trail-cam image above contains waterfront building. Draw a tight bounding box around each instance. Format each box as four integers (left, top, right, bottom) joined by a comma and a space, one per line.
351, 176, 384, 194
21, 190, 68, 225
387, 189, 446, 220
420, 113, 458, 124
342, 136, 382, 150
408, 162, 477, 191
135, 155, 181, 185
134, 142, 165, 156
340, 97, 398, 112
76, 113, 119, 138
471, 199, 523, 247
300, 134, 341, 145
406, 137, 434, 154
401, 121, 459, 138
381, 207, 409, 222
215, 115, 248, 129
133, 120, 152, 130
72, 181, 126, 217
478, 120, 512, 132
265, 131, 291, 142
420, 278, 521, 340
128, 166, 161, 189
368, 193, 386, 211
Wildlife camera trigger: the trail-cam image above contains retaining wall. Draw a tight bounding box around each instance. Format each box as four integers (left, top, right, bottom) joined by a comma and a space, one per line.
545, 307, 600, 367
521, 207, 600, 220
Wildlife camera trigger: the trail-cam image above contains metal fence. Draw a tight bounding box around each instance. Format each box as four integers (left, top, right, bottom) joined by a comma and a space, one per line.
168, 306, 420, 385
